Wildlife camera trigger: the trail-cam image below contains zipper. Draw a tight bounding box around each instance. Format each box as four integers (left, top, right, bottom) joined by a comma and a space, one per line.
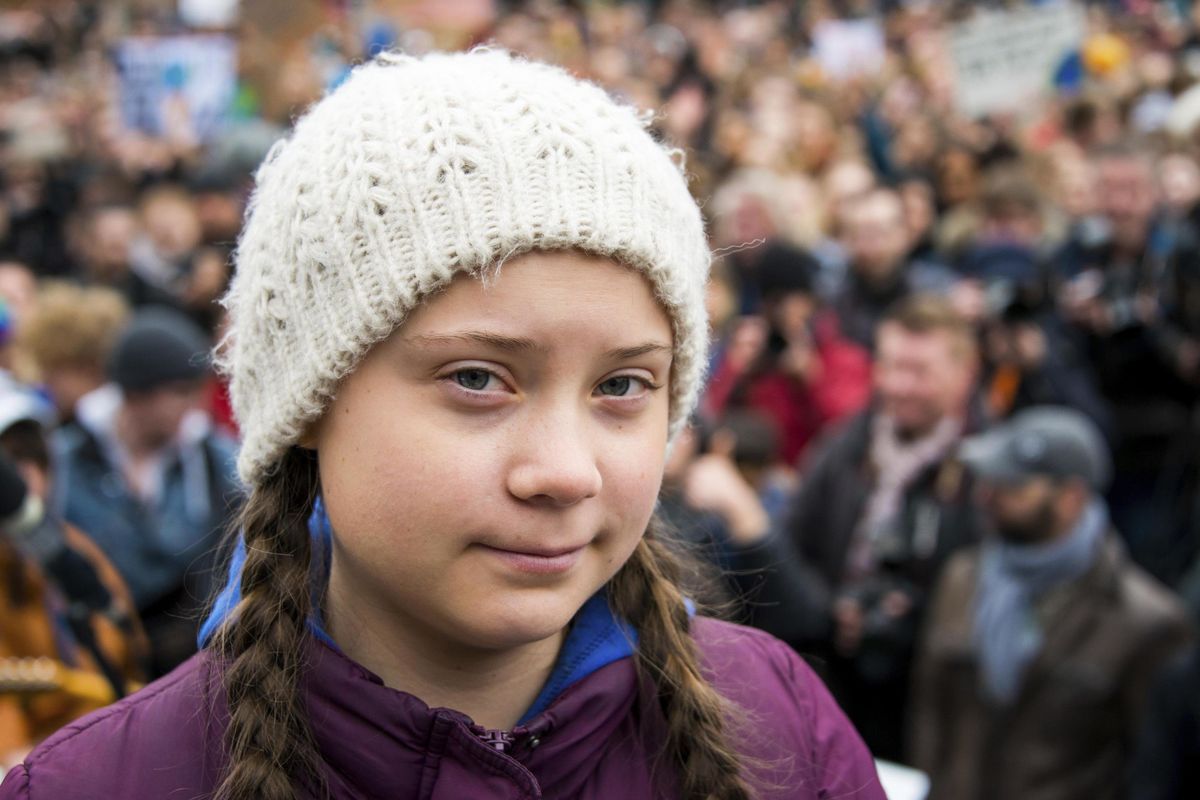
473, 722, 546, 757
478, 728, 515, 753
462, 723, 544, 795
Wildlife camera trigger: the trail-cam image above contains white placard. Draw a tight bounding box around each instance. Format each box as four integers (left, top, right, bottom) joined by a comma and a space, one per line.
950, 1, 1086, 118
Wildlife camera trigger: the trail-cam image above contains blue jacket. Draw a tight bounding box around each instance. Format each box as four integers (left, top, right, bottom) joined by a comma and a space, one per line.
52, 387, 241, 612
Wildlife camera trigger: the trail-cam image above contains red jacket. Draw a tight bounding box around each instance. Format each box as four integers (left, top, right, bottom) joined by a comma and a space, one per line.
706, 313, 872, 465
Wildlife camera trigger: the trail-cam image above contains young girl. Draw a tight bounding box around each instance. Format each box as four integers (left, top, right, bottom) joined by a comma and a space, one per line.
0, 50, 884, 800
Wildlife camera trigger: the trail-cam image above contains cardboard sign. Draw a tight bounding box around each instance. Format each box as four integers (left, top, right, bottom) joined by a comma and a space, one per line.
950, 2, 1086, 118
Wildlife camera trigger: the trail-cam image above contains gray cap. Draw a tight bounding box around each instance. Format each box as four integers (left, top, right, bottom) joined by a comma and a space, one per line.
959, 406, 1112, 491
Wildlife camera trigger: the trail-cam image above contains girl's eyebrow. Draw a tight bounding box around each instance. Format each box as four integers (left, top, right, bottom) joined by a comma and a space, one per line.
605, 342, 672, 360
404, 331, 545, 353
402, 331, 671, 360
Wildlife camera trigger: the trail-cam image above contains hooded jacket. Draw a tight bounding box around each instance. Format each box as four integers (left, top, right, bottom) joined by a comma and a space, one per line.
0, 499, 884, 798
0, 605, 884, 799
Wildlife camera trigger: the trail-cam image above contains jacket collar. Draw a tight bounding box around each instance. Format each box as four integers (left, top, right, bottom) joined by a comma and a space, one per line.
292, 611, 644, 798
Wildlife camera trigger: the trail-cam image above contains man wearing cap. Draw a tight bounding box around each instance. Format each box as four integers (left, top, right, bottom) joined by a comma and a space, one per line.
911, 405, 1193, 800
51, 307, 239, 676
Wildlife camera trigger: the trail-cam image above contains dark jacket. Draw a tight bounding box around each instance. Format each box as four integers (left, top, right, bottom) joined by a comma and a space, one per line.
912, 535, 1193, 800
765, 408, 987, 760
982, 313, 1114, 442
0, 617, 885, 800
773, 409, 987, 649
1055, 227, 1199, 475
1128, 644, 1200, 800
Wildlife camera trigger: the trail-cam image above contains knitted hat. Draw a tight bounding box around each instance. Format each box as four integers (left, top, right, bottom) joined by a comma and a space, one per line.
221, 49, 711, 486
110, 307, 211, 392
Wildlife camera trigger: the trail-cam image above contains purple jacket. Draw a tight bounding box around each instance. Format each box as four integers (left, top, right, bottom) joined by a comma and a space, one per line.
0, 617, 884, 799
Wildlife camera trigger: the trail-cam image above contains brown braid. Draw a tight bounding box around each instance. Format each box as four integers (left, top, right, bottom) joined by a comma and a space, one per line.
211, 448, 324, 800
608, 516, 756, 800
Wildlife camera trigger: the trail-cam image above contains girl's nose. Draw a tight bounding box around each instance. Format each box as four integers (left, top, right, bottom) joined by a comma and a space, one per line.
505, 413, 602, 508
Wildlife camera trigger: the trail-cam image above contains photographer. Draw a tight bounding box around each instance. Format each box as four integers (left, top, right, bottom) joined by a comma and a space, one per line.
963, 244, 1113, 437
658, 413, 831, 646
0, 377, 145, 769
774, 294, 988, 760
703, 241, 872, 466
1055, 143, 1200, 584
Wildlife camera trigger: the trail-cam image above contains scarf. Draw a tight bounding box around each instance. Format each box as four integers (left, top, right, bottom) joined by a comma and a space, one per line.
973, 499, 1107, 705
845, 413, 961, 581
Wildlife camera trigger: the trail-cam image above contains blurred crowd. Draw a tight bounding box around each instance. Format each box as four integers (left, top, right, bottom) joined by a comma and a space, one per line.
2, 0, 1200, 797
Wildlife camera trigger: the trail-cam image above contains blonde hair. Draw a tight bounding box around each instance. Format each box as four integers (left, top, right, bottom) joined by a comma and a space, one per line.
19, 282, 130, 375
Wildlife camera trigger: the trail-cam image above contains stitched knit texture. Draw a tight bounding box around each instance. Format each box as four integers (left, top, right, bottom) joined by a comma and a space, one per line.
221, 49, 711, 486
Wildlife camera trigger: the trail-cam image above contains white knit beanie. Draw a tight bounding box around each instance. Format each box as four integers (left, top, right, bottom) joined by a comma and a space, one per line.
221, 48, 711, 486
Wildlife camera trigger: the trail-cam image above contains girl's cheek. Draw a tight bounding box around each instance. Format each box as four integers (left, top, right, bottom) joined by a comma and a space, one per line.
608, 450, 666, 514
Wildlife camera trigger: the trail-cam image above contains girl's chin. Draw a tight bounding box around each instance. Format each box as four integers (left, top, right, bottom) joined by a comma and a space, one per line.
454, 596, 585, 651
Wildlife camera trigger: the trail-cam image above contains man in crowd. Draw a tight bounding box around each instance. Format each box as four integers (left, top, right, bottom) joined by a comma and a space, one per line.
51, 307, 239, 676
912, 406, 1192, 800
833, 188, 957, 349
1057, 143, 1200, 583
657, 411, 835, 647
771, 294, 987, 759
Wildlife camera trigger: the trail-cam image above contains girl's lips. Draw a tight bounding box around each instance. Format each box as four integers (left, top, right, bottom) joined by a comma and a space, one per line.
477, 544, 586, 575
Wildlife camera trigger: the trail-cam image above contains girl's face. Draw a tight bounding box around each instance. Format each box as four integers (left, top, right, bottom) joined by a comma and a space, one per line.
314, 251, 674, 654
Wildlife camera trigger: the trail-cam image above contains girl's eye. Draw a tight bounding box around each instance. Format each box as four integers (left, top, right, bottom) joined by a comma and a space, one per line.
597, 376, 654, 397
453, 368, 498, 392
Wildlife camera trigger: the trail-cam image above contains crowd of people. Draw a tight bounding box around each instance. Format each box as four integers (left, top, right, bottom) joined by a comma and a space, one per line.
1, 0, 1199, 797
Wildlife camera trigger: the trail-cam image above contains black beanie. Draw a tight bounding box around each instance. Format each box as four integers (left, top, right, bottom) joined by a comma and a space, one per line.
108, 307, 211, 392
756, 241, 817, 301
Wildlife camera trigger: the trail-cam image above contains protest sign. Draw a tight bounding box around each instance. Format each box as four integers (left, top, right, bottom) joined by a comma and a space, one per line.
950, 2, 1086, 118
114, 35, 237, 142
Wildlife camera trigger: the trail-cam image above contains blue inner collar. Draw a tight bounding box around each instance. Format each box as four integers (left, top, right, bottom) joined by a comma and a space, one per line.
199, 498, 638, 722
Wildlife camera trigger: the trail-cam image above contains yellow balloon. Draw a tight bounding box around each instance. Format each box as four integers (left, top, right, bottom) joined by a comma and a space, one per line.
1083, 33, 1131, 76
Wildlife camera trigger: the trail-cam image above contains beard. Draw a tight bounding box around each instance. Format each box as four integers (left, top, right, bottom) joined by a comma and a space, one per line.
992, 500, 1059, 545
